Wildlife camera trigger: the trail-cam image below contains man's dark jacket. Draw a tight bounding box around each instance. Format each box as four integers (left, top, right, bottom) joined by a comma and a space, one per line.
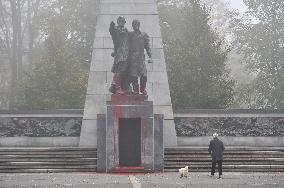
208, 138, 225, 162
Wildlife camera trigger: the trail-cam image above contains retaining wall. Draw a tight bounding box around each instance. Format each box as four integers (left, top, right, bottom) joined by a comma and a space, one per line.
0, 110, 82, 147
175, 109, 284, 146
1, 109, 283, 147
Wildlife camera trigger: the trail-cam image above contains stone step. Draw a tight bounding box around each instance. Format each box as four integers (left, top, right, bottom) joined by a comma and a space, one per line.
165, 161, 284, 165
0, 154, 96, 158
0, 151, 97, 155
0, 147, 96, 152
165, 147, 284, 151
0, 161, 96, 165
165, 151, 284, 155
0, 158, 97, 162
0, 165, 96, 169
164, 158, 284, 162
164, 168, 284, 172
164, 147, 284, 173
111, 166, 152, 173
0, 147, 97, 173
165, 155, 284, 158
165, 164, 284, 168
0, 147, 283, 173
0, 169, 97, 173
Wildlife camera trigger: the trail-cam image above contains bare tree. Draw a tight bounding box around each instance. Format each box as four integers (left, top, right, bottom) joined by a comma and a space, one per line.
0, 0, 41, 109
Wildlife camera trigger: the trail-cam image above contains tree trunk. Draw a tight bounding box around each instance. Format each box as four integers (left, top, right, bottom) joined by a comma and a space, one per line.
17, 0, 23, 80
9, 0, 19, 109
27, 0, 41, 68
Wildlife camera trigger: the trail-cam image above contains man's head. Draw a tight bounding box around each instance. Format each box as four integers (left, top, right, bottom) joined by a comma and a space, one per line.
132, 19, 140, 31
213, 133, 218, 139
117, 16, 126, 27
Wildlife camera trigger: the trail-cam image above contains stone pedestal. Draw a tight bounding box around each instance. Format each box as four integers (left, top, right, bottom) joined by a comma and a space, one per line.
97, 95, 164, 172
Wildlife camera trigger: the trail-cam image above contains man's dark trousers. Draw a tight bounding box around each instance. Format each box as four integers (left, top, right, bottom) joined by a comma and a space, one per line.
211, 160, 223, 176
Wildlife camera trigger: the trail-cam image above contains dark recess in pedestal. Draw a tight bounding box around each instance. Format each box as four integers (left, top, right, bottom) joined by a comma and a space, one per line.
119, 118, 141, 166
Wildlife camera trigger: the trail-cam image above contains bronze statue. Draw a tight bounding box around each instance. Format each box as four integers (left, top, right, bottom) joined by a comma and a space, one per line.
109, 18, 152, 97
109, 16, 129, 94
128, 19, 153, 97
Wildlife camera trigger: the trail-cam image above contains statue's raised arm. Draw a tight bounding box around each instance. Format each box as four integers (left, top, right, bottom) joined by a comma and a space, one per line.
109, 21, 117, 57
108, 16, 129, 94
143, 33, 153, 64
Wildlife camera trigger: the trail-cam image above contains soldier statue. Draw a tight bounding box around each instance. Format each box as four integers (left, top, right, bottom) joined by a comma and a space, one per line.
109, 16, 129, 94
128, 19, 153, 97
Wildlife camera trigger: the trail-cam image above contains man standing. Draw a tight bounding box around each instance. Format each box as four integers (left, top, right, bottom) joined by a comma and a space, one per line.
128, 19, 153, 97
109, 16, 129, 94
208, 133, 225, 179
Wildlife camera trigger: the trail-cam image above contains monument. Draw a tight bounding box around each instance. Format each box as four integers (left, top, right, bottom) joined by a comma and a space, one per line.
79, 0, 177, 147
95, 16, 164, 172
79, 0, 177, 171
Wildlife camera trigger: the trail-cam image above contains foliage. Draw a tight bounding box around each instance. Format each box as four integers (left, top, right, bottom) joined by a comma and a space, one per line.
0, 0, 38, 108
16, 0, 98, 109
20, 22, 87, 109
35, 0, 98, 67
232, 0, 284, 109
159, 0, 235, 109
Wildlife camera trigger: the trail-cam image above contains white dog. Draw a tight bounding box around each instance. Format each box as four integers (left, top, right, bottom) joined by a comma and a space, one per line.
179, 166, 189, 178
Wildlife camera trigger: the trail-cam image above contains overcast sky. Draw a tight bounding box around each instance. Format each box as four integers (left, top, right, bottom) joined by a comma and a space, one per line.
228, 0, 247, 12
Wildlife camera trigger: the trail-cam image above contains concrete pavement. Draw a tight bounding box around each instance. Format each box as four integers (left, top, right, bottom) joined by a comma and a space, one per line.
0, 172, 283, 188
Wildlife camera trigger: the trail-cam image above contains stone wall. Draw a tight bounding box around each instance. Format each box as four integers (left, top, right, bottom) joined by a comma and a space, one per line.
1, 109, 283, 147
3, 113, 281, 138
175, 117, 284, 136
0, 117, 81, 137
174, 109, 284, 146
0, 110, 82, 147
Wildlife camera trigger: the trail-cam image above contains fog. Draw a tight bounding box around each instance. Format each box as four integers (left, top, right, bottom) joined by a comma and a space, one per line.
0, 0, 283, 110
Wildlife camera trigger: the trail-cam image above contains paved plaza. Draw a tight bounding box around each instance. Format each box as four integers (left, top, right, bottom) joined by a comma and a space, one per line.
0, 172, 283, 188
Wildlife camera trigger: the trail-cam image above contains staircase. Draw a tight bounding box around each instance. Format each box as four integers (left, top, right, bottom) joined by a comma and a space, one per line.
0, 147, 283, 173
0, 148, 97, 173
164, 147, 284, 172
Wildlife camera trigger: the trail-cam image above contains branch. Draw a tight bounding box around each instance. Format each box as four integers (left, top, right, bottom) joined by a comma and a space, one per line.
32, 0, 41, 20
21, 0, 40, 41
0, 14, 11, 52
19, 0, 27, 9
28, 0, 41, 48
21, 2, 28, 40
34, 32, 45, 47
0, 37, 5, 49
0, 0, 12, 16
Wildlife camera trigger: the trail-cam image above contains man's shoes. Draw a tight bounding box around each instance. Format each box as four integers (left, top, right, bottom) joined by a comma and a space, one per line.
217, 176, 222, 179
209, 175, 214, 177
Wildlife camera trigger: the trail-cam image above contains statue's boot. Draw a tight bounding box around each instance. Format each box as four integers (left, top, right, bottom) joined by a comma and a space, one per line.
130, 76, 139, 95
140, 80, 148, 99
109, 83, 116, 94
113, 74, 124, 94
132, 82, 139, 95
